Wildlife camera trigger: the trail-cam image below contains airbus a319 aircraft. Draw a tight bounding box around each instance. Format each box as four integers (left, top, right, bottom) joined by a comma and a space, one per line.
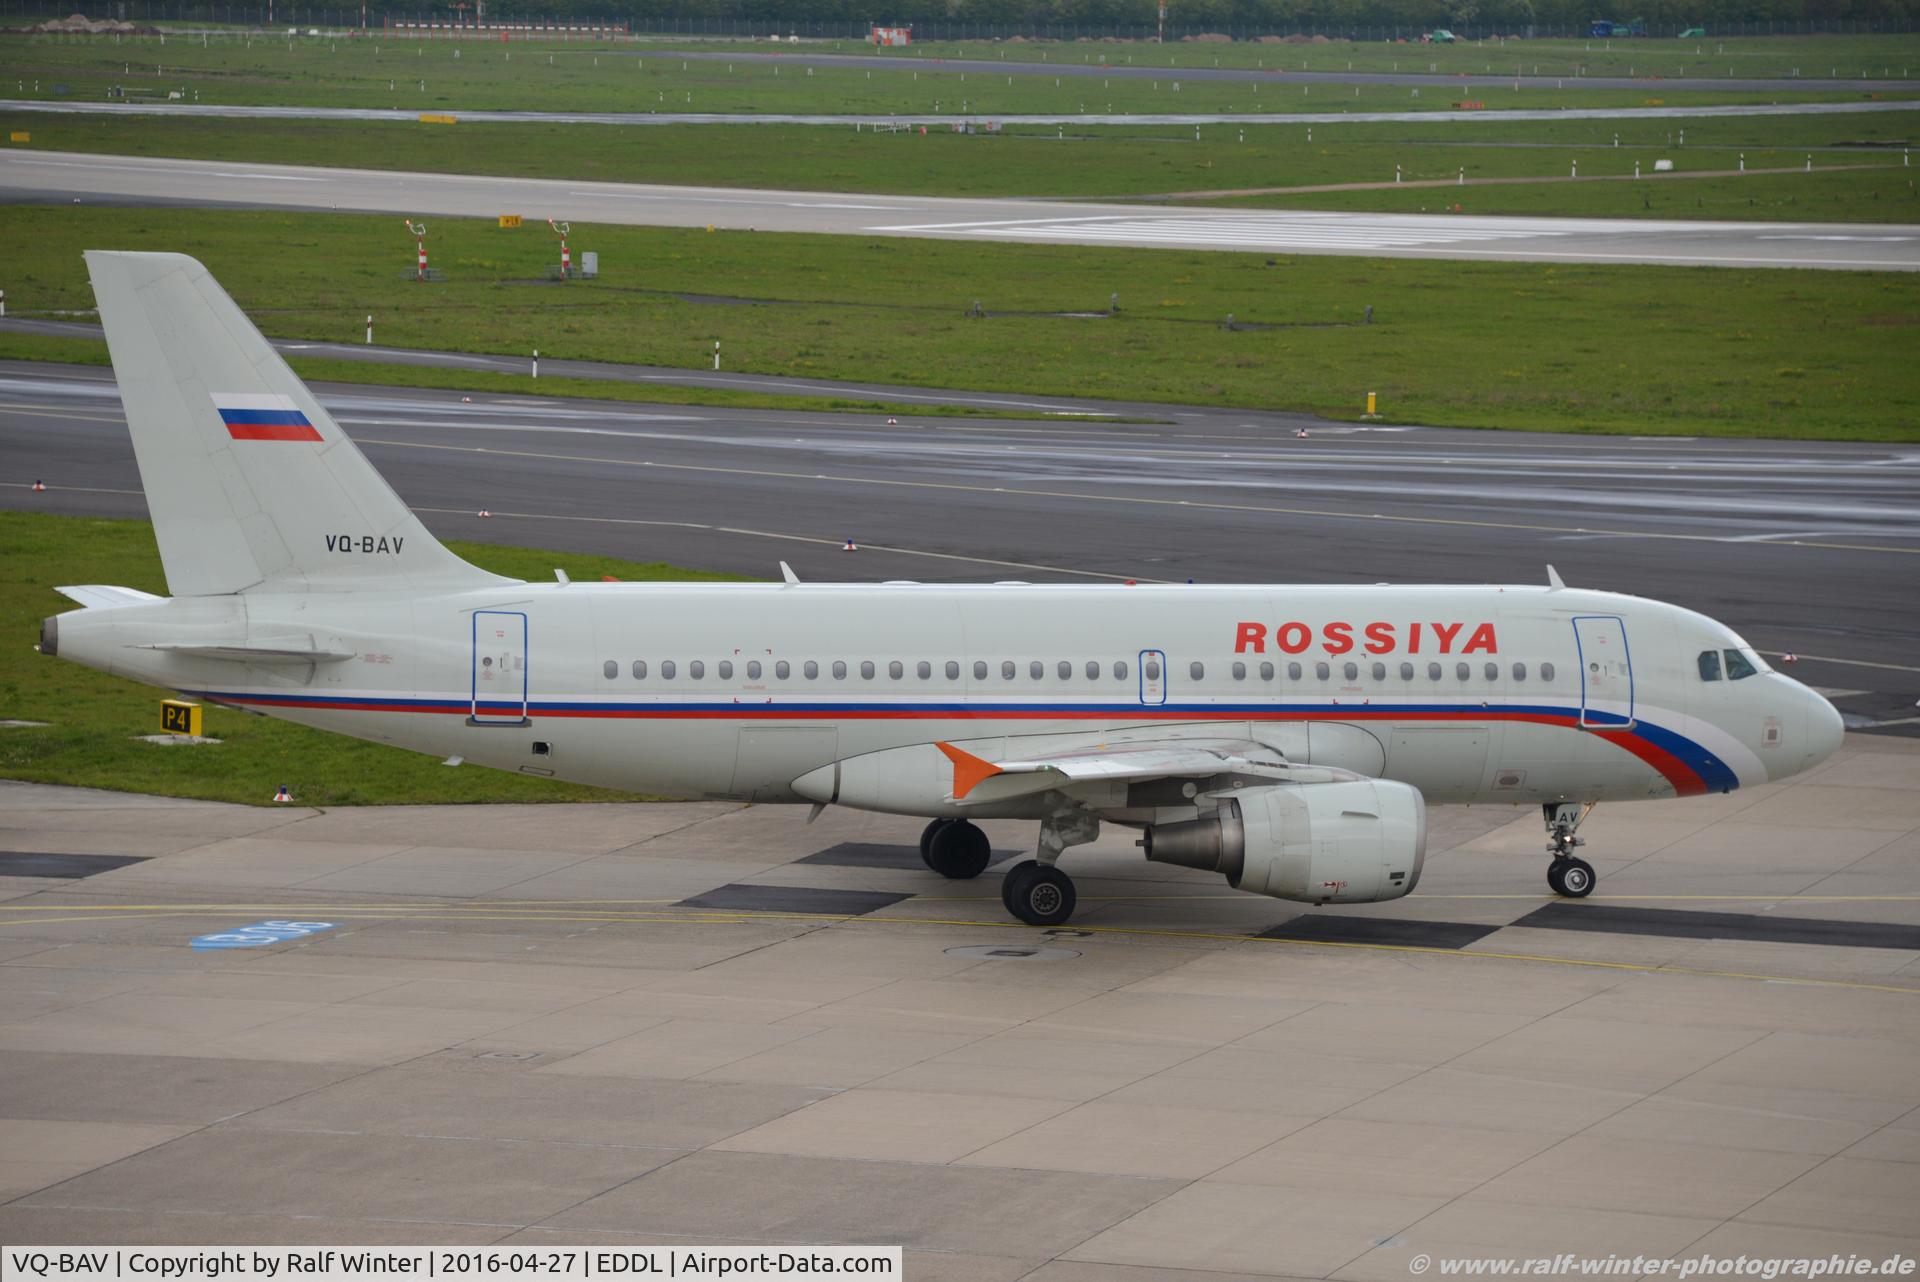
41, 253, 1845, 925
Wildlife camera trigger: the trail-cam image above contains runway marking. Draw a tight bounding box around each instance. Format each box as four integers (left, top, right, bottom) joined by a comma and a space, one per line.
3, 901, 1913, 995
362, 437, 1920, 557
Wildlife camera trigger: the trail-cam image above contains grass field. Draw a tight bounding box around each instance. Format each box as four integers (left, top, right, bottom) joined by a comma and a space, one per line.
4, 31, 1914, 117
0, 511, 748, 805
2, 203, 1916, 440
6, 112, 1918, 223
0, 331, 1089, 421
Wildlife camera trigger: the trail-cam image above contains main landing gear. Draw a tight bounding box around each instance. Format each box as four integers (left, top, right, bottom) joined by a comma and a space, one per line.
919, 818, 993, 880
1544, 801, 1597, 899
920, 812, 1096, 927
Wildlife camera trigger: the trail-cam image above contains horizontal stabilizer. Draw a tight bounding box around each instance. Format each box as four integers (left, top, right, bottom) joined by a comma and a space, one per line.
55, 584, 165, 610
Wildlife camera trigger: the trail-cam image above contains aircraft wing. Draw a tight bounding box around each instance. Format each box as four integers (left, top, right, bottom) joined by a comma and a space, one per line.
936, 738, 1295, 806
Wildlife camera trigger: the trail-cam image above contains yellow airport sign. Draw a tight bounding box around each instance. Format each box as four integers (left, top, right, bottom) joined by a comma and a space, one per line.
160, 699, 203, 737
418, 113, 458, 125
8, 132, 29, 143
498, 214, 523, 229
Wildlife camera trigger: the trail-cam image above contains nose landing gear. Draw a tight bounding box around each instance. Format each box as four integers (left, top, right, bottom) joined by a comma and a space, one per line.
1544, 801, 1597, 899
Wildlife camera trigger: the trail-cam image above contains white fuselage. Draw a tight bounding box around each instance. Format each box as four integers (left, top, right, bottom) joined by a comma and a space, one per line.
53, 581, 1841, 816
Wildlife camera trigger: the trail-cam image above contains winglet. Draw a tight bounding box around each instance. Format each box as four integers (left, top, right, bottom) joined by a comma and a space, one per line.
935, 741, 1003, 801
779, 561, 801, 586
1546, 564, 1566, 590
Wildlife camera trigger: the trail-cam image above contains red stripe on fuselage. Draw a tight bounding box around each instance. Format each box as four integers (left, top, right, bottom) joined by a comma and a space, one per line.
225, 422, 323, 442
216, 696, 1713, 798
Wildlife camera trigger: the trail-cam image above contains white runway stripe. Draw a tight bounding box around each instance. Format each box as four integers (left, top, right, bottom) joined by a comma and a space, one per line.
873, 213, 1570, 251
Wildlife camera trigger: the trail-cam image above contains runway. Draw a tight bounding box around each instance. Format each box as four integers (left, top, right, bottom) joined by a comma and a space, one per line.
4, 362, 1916, 730
6, 150, 1917, 269
1, 729, 1916, 1253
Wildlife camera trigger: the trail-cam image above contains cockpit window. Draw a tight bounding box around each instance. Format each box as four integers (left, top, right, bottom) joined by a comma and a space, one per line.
1724, 649, 1759, 680
1697, 651, 1721, 682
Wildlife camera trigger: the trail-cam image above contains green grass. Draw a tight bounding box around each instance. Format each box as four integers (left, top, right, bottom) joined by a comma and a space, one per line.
3, 30, 1912, 117
677, 33, 1920, 83
0, 511, 748, 805
0, 331, 1103, 421
7, 110, 1917, 221
3, 203, 1917, 440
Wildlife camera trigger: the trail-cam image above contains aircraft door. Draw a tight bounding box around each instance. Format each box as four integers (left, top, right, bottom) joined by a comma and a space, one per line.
1573, 615, 1634, 730
471, 610, 529, 726
1139, 649, 1167, 705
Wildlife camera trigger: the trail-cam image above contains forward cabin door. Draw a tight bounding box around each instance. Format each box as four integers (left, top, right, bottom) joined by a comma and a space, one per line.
1573, 615, 1634, 730
471, 610, 529, 726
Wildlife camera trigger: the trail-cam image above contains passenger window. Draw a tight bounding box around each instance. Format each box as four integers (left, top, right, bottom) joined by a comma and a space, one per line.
974, 661, 988, 680
1114, 660, 1129, 680
860, 660, 875, 680
1316, 662, 1331, 680
719, 660, 734, 679
602, 660, 617, 679
946, 661, 960, 680
1232, 662, 1247, 681
1484, 662, 1499, 681
689, 660, 705, 680
747, 660, 762, 680
1058, 660, 1072, 680
833, 660, 847, 680
1030, 660, 1044, 680
1724, 649, 1758, 680
1261, 662, 1275, 681
804, 660, 819, 680
889, 661, 904, 680
1002, 661, 1016, 680
1190, 661, 1205, 680
1343, 662, 1359, 681
1540, 661, 1555, 682
1400, 662, 1415, 681
1512, 662, 1526, 682
1370, 662, 1386, 681
1428, 662, 1442, 680
1286, 662, 1301, 681
1144, 660, 1161, 680
1086, 661, 1100, 680
1456, 662, 1470, 681
917, 660, 932, 679
661, 660, 677, 679
632, 660, 647, 679
775, 660, 790, 680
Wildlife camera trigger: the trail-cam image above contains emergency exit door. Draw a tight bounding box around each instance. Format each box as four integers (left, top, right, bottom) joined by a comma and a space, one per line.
1139, 649, 1167, 705
1573, 615, 1634, 730
471, 610, 529, 726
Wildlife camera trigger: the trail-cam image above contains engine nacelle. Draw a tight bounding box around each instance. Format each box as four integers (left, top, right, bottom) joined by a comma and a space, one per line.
1143, 780, 1427, 904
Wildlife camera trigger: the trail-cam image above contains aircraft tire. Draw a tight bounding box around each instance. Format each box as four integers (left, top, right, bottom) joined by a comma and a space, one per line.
1552, 857, 1596, 898
926, 819, 992, 880
919, 819, 954, 870
1005, 862, 1076, 927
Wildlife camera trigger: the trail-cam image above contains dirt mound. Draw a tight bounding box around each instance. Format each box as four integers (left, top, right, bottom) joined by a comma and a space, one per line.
25, 12, 154, 33
1179, 31, 1233, 42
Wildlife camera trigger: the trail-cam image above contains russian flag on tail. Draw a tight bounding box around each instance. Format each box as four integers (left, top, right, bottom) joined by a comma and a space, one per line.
212, 393, 322, 442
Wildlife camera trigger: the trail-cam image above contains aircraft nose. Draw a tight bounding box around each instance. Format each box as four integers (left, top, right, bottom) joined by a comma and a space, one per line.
1805, 687, 1845, 768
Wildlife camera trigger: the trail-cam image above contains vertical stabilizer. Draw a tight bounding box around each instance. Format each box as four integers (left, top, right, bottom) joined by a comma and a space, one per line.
85, 250, 514, 597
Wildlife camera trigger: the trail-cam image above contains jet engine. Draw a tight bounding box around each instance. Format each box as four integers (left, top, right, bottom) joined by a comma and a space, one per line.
1142, 779, 1426, 904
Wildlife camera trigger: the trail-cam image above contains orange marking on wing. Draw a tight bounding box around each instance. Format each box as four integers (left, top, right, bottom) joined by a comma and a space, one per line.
936, 741, 1003, 801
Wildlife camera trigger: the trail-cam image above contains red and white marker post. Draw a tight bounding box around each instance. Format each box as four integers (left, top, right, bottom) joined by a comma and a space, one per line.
405, 218, 428, 281
548, 218, 571, 280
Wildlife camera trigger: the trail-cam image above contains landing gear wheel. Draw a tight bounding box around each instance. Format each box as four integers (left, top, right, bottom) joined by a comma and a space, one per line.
1003, 860, 1077, 927
919, 819, 954, 870
925, 819, 992, 880
1549, 856, 1595, 899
